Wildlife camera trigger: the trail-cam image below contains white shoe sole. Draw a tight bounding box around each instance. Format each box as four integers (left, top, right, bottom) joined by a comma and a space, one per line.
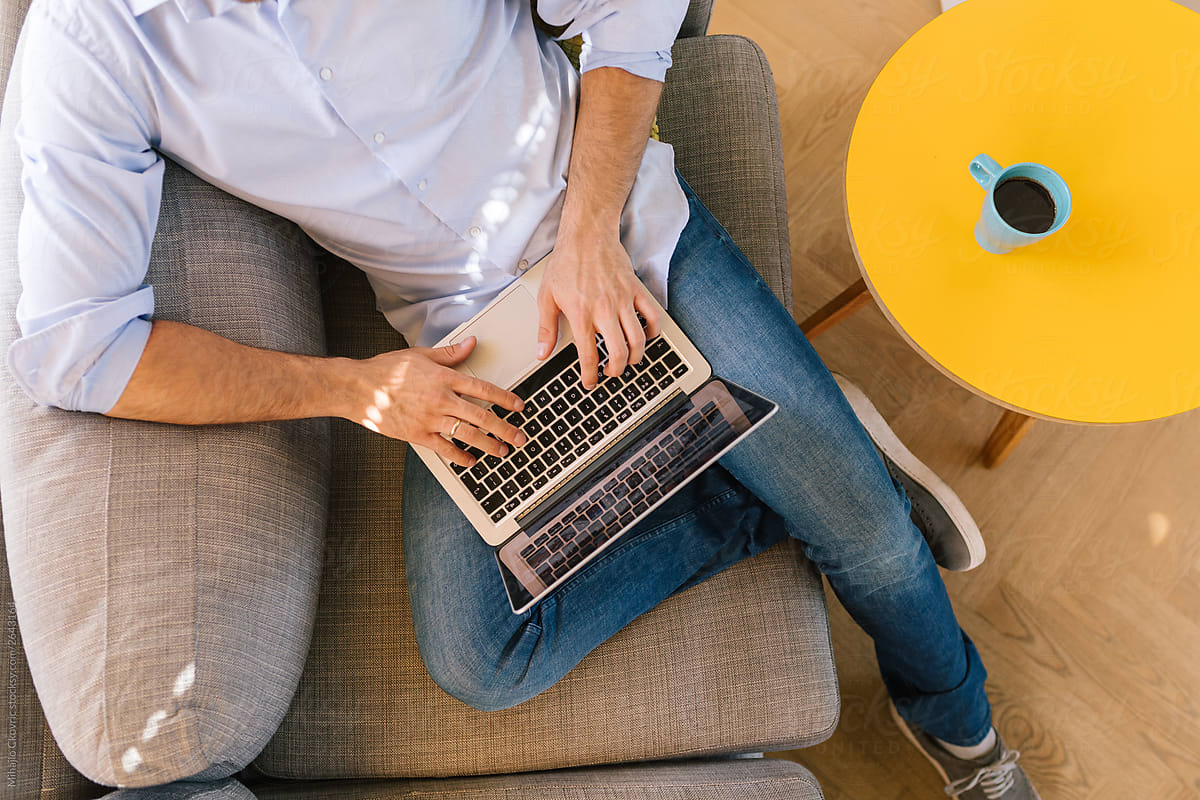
889, 699, 953, 785
832, 373, 986, 571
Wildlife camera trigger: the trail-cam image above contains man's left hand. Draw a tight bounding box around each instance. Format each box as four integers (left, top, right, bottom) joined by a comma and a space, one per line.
535, 229, 662, 390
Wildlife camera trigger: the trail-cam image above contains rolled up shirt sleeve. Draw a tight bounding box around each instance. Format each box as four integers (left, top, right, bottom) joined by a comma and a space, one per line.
8, 7, 164, 414
538, 0, 690, 82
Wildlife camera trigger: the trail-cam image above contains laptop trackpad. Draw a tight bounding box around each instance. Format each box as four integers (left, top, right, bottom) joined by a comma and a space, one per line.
451, 284, 539, 388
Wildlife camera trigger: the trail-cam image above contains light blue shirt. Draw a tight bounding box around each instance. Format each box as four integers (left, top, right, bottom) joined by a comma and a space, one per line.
9, 0, 690, 413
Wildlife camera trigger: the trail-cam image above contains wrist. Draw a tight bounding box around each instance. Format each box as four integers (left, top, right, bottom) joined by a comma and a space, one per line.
316, 355, 368, 422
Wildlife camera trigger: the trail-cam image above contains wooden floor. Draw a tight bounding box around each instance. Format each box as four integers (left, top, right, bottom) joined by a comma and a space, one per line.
706, 1, 1200, 797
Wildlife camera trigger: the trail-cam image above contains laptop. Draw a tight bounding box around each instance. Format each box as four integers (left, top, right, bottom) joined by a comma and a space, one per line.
412, 253, 777, 614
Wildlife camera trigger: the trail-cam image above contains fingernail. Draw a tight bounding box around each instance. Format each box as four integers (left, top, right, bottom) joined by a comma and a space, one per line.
517, 433, 528, 446
537, 343, 549, 359
515, 399, 525, 411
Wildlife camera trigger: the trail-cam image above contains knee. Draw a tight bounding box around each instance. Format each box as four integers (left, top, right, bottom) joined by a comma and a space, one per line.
413, 617, 551, 712
816, 508, 930, 591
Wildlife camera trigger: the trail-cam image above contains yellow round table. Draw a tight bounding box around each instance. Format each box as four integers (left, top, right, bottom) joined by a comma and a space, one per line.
831, 0, 1200, 464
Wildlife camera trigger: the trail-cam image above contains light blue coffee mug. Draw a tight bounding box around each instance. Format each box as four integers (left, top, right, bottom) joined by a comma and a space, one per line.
969, 154, 1071, 254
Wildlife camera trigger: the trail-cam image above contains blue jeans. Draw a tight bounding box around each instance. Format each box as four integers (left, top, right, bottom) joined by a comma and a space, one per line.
401, 175, 993, 747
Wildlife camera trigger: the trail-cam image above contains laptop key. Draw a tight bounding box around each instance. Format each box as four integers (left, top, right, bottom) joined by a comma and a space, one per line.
672, 364, 688, 378
574, 442, 589, 457
554, 439, 573, 456
647, 338, 670, 359
528, 459, 545, 476
527, 547, 550, 567
646, 385, 660, 400
498, 462, 516, 479
484, 473, 502, 490
534, 390, 551, 407
587, 430, 604, 446
543, 448, 559, 465
525, 418, 542, 436
536, 565, 555, 585
534, 532, 551, 546
538, 430, 556, 447
491, 510, 506, 523
630, 397, 646, 411
565, 408, 583, 425
504, 497, 520, 512
547, 537, 564, 552
547, 463, 563, 478
533, 475, 548, 489
515, 469, 532, 486
512, 451, 529, 468
565, 387, 582, 404
617, 409, 632, 423
657, 377, 672, 390
548, 379, 564, 395
520, 543, 535, 557
553, 420, 571, 437
519, 486, 534, 501
602, 420, 618, 434
501, 480, 519, 496
581, 416, 600, 434
663, 351, 681, 368
649, 363, 669, 380
561, 452, 577, 468
537, 409, 555, 426
481, 492, 504, 513
596, 405, 613, 423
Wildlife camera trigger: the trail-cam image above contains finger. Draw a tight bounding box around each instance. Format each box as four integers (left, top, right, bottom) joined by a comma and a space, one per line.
570, 314, 600, 390
453, 420, 511, 459
634, 291, 663, 340
426, 336, 477, 367
454, 399, 526, 449
424, 433, 475, 468
595, 311, 628, 380
448, 371, 524, 413
536, 289, 560, 361
619, 304, 647, 366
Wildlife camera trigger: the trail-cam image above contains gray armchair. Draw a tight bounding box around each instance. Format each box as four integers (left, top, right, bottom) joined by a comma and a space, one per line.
0, 1, 839, 797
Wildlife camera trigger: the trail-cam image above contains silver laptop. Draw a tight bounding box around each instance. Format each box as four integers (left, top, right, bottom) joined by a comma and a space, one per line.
412, 253, 777, 613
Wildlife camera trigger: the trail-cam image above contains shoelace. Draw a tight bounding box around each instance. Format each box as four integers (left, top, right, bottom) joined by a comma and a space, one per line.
944, 749, 1021, 798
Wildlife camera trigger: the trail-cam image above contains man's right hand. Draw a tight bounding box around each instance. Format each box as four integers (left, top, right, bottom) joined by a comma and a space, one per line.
344, 336, 526, 468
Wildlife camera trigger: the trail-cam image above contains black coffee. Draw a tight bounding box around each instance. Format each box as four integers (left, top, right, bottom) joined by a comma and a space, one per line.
993, 177, 1056, 234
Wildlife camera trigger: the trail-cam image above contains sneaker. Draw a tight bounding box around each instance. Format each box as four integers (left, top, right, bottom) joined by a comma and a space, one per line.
889, 702, 1042, 799
832, 373, 986, 571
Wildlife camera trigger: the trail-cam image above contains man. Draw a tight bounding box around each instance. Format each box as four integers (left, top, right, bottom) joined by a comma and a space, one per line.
8, 0, 1038, 796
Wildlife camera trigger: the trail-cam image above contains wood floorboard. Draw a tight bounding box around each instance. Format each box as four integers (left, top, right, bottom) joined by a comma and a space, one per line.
708, 1, 1200, 796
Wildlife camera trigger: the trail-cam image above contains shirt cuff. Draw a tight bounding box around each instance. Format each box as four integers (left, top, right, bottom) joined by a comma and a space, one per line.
8, 287, 155, 413
578, 46, 673, 82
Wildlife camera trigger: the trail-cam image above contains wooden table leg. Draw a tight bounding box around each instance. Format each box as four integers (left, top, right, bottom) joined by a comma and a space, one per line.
799, 277, 872, 338
982, 409, 1036, 468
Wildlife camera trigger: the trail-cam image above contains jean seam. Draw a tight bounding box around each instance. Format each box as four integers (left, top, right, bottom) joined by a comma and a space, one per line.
540, 486, 741, 608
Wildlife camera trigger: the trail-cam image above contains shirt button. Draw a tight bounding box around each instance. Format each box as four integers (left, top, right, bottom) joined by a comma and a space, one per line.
373, 131, 385, 143
417, 179, 428, 191
518, 259, 529, 271
468, 226, 482, 238
319, 66, 333, 81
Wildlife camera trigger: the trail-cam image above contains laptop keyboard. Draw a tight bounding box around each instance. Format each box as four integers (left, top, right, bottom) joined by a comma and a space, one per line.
508, 399, 734, 588
448, 333, 691, 525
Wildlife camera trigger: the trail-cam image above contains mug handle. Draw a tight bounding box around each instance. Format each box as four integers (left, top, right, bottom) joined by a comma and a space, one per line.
969, 154, 1002, 188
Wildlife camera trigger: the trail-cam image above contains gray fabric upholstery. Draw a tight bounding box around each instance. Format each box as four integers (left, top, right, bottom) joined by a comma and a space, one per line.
102, 778, 255, 800
658, 36, 793, 313
253, 760, 825, 800
680, 0, 715, 38
0, 26, 331, 789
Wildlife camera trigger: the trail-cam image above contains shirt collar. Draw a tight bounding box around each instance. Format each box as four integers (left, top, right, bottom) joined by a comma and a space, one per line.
126, 0, 245, 22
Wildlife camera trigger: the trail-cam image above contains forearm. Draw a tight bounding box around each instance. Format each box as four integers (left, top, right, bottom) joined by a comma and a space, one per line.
106, 320, 356, 425
559, 66, 663, 238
